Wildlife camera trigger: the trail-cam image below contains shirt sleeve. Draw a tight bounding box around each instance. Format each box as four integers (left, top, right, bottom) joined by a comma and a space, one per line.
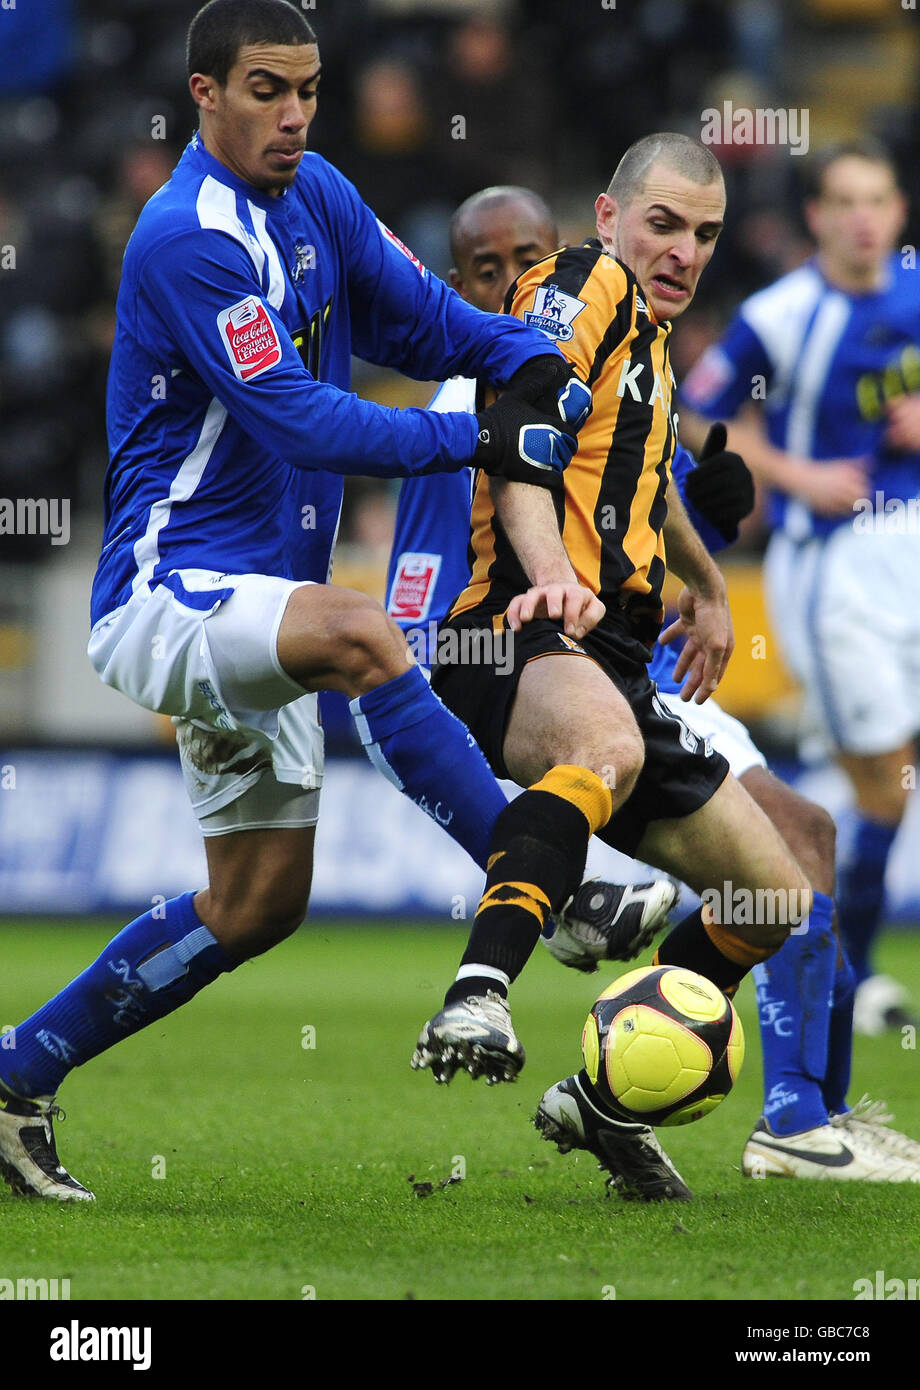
338, 175, 561, 386
670, 442, 730, 553
136, 228, 480, 478
679, 314, 773, 420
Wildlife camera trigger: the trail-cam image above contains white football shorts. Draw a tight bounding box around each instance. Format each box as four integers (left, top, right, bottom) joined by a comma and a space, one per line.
764, 526, 920, 760
88, 570, 322, 834
655, 687, 767, 779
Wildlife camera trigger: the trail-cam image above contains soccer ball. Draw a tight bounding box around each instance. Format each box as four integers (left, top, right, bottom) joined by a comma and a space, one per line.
581, 964, 744, 1126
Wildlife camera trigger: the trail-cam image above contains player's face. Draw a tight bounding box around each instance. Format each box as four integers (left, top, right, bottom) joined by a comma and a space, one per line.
806, 157, 905, 280
595, 164, 725, 322
191, 43, 321, 195
449, 203, 557, 313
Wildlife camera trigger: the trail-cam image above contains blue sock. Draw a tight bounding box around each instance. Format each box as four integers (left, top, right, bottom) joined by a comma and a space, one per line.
823, 948, 856, 1116
836, 814, 897, 985
752, 890, 835, 1136
0, 893, 237, 1099
350, 665, 507, 870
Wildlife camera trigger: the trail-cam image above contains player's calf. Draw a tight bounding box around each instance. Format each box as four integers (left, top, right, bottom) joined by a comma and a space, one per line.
641, 772, 813, 994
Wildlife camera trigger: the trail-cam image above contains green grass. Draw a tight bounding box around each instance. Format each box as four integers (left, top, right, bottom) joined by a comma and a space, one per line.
2, 920, 920, 1301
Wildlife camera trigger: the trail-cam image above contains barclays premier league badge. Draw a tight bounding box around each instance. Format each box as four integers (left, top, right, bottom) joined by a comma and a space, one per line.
524, 284, 586, 342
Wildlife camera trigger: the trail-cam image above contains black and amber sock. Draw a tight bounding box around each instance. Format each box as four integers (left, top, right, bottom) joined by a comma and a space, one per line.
445, 766, 612, 1006
654, 907, 777, 997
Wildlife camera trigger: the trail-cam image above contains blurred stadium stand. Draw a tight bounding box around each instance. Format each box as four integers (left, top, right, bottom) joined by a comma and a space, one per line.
2, 0, 920, 913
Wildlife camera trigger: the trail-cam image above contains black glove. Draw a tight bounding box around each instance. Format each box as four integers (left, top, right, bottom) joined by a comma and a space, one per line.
683, 423, 755, 542
474, 391, 575, 486
506, 354, 592, 432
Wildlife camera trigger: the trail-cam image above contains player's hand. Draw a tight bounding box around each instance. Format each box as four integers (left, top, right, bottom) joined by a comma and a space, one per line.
884, 394, 920, 452
792, 458, 871, 516
505, 583, 605, 640
683, 423, 755, 541
474, 392, 576, 485
659, 584, 734, 704
507, 354, 592, 432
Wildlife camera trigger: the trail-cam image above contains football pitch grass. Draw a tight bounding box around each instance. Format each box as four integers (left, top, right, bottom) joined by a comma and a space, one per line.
2, 919, 920, 1304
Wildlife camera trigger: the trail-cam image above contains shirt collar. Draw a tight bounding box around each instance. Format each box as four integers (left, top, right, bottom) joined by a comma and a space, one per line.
187, 131, 292, 216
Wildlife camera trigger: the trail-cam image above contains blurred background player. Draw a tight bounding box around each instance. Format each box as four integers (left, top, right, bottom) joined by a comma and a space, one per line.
393, 175, 920, 1188
681, 139, 920, 1037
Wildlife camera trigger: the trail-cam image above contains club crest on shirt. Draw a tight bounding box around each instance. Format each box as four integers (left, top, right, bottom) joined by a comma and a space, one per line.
524, 284, 586, 341
291, 241, 316, 283
388, 552, 442, 621
217, 296, 283, 381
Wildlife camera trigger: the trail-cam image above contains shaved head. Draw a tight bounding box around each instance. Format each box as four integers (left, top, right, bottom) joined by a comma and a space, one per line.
446, 185, 559, 314
449, 186, 557, 265
607, 132, 723, 209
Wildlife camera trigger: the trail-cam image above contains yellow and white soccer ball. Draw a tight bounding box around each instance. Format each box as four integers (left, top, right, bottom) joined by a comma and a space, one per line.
582, 964, 744, 1126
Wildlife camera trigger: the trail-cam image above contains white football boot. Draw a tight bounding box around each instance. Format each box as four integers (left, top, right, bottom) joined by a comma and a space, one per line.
742, 1115, 920, 1182
544, 878, 680, 973
0, 1081, 94, 1201
411, 991, 524, 1084
830, 1095, 920, 1169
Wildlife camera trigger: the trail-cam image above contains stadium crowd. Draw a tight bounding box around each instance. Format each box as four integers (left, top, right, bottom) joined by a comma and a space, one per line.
3, 0, 918, 564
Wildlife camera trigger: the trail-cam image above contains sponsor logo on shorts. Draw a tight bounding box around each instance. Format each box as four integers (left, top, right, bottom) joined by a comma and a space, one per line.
524, 284, 586, 342
217, 296, 282, 381
557, 633, 586, 654
388, 553, 442, 622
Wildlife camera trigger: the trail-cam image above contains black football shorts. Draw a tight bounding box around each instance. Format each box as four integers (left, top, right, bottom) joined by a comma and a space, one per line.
431, 611, 730, 857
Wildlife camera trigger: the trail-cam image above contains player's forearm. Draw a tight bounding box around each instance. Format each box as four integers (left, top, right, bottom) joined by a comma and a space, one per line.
663, 485, 726, 599
490, 478, 577, 587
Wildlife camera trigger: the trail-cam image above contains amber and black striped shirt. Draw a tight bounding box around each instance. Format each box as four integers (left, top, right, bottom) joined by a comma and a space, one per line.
450, 240, 677, 638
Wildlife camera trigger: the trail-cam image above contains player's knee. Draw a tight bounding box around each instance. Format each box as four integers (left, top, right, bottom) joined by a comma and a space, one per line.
803, 802, 836, 886
781, 799, 837, 892
594, 726, 644, 806
334, 598, 407, 696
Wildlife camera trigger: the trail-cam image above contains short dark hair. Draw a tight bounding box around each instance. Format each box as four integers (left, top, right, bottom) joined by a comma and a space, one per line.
607, 132, 723, 206
804, 138, 900, 201
187, 0, 316, 87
